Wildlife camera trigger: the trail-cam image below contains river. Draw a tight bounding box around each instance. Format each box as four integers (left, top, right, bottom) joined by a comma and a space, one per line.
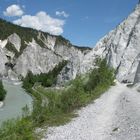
0, 80, 33, 125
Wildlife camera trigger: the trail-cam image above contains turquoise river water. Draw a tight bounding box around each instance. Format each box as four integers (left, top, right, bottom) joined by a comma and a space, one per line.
0, 80, 33, 125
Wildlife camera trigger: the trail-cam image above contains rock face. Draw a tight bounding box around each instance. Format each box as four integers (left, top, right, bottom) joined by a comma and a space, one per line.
37, 32, 56, 51
8, 33, 21, 52
54, 43, 88, 84
0, 47, 8, 76
14, 39, 63, 77
81, 3, 140, 83
0, 3, 140, 84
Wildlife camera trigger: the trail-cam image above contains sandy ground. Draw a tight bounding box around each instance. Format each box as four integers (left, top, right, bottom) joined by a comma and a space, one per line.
42, 83, 140, 140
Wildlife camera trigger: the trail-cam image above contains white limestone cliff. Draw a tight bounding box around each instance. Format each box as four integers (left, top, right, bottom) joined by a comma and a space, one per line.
81, 3, 140, 83
0, 41, 8, 76
8, 33, 21, 52
0, 3, 140, 85
14, 39, 63, 77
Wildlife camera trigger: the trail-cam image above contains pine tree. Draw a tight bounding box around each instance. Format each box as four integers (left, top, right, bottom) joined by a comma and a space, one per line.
0, 80, 7, 101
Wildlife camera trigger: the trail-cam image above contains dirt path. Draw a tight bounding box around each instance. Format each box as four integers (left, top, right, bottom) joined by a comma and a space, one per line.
42, 83, 140, 140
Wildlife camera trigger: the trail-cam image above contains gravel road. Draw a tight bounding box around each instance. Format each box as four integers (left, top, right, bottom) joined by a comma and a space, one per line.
42, 83, 140, 140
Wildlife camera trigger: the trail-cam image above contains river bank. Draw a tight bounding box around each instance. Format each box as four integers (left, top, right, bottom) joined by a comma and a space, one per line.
0, 80, 33, 125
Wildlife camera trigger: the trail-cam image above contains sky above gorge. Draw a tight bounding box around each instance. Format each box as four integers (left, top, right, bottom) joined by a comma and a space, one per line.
0, 0, 138, 47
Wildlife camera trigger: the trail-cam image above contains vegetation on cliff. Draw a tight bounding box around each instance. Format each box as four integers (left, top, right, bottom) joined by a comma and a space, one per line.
0, 18, 90, 58
22, 60, 68, 92
0, 58, 114, 140
0, 81, 7, 101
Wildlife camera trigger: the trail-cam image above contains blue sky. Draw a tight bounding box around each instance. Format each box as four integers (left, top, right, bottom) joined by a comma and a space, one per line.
0, 0, 138, 47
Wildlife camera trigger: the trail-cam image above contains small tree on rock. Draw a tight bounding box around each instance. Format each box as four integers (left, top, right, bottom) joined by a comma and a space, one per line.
0, 80, 7, 101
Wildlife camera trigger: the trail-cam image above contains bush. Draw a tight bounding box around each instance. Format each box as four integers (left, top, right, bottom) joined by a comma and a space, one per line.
0, 118, 36, 140
25, 58, 115, 127
85, 58, 114, 92
0, 81, 7, 101
23, 60, 68, 92
0, 58, 115, 139
60, 77, 85, 112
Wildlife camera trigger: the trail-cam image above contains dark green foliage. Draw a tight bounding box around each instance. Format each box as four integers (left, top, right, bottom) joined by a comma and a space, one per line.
55, 35, 91, 51
55, 35, 71, 46
30, 58, 115, 127
23, 60, 68, 92
0, 81, 7, 101
60, 77, 85, 112
0, 18, 90, 58
22, 71, 35, 92
113, 127, 119, 132
0, 18, 50, 57
5, 42, 19, 57
74, 45, 92, 52
85, 58, 114, 92
0, 58, 114, 139
0, 118, 36, 140
22, 58, 114, 127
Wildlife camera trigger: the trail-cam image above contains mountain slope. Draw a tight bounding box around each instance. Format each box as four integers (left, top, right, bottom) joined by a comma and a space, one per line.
0, 3, 140, 84
82, 3, 140, 84
0, 19, 91, 82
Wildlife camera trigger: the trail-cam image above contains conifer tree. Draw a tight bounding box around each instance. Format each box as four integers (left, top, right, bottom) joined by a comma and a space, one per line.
0, 80, 7, 101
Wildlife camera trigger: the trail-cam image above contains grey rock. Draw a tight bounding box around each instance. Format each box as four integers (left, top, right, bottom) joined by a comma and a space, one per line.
0, 44, 8, 76
14, 39, 63, 77
0, 3, 140, 85
8, 33, 21, 52
82, 3, 140, 83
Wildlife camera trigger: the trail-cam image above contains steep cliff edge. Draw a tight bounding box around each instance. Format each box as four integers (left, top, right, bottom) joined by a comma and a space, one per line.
0, 3, 140, 84
0, 19, 91, 82
82, 3, 140, 84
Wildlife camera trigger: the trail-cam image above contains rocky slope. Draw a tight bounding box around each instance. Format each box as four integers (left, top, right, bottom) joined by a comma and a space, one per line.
0, 3, 140, 84
0, 19, 91, 82
82, 3, 140, 84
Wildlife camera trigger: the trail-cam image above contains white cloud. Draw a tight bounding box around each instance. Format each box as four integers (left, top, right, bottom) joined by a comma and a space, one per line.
3, 4, 24, 17
56, 11, 69, 18
13, 11, 65, 35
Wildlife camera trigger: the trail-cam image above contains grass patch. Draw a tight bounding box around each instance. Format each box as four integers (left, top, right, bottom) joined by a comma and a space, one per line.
0, 58, 115, 140
0, 118, 36, 140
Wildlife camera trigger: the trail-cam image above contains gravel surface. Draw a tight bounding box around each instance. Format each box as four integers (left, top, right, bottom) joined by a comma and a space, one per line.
42, 83, 140, 140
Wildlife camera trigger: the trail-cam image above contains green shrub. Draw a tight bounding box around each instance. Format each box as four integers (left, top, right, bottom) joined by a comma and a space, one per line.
0, 18, 90, 58
0, 58, 115, 139
0, 118, 36, 140
23, 60, 68, 92
60, 77, 85, 112
26, 58, 115, 128
5, 42, 19, 57
85, 58, 114, 92
0, 81, 7, 101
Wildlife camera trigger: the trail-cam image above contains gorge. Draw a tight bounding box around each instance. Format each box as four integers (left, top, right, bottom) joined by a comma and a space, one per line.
0, 1, 140, 140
